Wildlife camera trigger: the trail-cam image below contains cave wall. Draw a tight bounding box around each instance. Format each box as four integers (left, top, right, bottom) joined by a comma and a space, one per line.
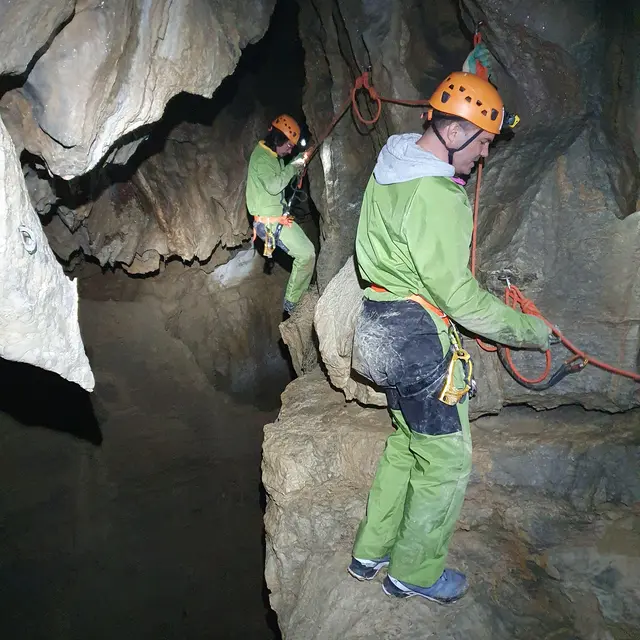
41, 93, 265, 275
295, 0, 640, 412
0, 0, 282, 382
1, 0, 277, 179
299, 0, 470, 291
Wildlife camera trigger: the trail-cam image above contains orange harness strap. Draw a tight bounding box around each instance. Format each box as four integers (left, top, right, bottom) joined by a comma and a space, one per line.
370, 284, 451, 328
252, 215, 293, 242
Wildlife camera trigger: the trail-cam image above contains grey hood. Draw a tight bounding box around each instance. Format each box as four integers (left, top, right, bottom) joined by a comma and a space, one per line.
373, 133, 454, 185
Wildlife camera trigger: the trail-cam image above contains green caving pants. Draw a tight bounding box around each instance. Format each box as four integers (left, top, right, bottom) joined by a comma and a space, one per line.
255, 218, 315, 307
351, 298, 473, 588
278, 221, 316, 306
352, 402, 471, 587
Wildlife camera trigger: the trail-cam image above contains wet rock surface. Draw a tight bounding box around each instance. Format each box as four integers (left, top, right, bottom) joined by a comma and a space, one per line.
263, 370, 640, 640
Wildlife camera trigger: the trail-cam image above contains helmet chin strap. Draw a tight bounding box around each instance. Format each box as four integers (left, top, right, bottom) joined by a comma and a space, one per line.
433, 123, 482, 166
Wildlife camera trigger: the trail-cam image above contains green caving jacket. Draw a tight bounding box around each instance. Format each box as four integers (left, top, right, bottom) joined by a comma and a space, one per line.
356, 173, 550, 349
245, 141, 298, 219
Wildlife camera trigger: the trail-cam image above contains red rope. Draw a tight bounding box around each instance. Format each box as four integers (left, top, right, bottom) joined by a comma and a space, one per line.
305, 71, 429, 161
471, 168, 640, 384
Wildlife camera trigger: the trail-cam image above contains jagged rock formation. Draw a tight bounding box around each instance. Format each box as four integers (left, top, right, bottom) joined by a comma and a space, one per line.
40, 98, 264, 274
263, 370, 640, 639
2, 0, 276, 179
0, 115, 93, 390
0, 0, 279, 379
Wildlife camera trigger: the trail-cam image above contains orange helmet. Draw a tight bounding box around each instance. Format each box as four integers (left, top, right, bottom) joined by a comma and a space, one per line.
429, 72, 504, 134
271, 114, 301, 145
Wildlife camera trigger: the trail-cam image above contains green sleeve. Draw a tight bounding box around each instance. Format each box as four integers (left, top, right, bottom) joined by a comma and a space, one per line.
404, 182, 550, 349
255, 155, 297, 196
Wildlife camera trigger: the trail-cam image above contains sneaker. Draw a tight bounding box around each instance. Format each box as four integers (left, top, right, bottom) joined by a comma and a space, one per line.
382, 569, 469, 604
348, 556, 390, 581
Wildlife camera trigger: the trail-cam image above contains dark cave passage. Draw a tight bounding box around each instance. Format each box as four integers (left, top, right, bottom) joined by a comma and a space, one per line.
0, 1, 312, 638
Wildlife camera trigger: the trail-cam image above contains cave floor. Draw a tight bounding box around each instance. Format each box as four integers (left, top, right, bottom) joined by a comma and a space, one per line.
0, 297, 280, 639
263, 370, 640, 640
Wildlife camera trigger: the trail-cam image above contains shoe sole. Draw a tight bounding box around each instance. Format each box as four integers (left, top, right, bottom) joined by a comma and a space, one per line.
347, 561, 389, 581
382, 580, 468, 604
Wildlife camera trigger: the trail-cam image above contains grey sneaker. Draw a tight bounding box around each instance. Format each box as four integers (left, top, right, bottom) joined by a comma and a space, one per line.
347, 556, 390, 581
382, 569, 469, 604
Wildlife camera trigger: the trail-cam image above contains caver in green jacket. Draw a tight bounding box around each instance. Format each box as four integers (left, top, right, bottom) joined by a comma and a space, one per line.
350, 133, 549, 589
355, 135, 549, 349
246, 141, 299, 218
245, 141, 315, 310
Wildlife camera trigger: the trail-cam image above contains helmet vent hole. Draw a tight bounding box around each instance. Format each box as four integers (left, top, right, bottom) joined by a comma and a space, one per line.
448, 84, 455, 90
459, 86, 466, 92
465, 96, 472, 103
490, 109, 499, 121
476, 100, 483, 106
441, 91, 451, 103
481, 109, 488, 117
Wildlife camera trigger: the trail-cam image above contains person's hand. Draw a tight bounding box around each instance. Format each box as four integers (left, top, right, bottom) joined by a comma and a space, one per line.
529, 317, 553, 352
290, 154, 307, 173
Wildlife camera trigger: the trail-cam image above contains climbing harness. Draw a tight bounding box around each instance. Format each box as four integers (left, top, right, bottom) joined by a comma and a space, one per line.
252, 150, 308, 260
370, 284, 476, 405
252, 214, 292, 258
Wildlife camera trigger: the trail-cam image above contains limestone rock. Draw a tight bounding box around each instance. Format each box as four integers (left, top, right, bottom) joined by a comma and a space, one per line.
12, 0, 276, 178
279, 290, 321, 378
37, 97, 264, 273
263, 370, 640, 639
0, 0, 75, 76
302, 0, 640, 413
314, 256, 385, 407
0, 115, 94, 390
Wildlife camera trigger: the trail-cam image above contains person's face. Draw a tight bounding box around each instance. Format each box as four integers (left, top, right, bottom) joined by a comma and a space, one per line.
448, 123, 495, 175
276, 139, 295, 157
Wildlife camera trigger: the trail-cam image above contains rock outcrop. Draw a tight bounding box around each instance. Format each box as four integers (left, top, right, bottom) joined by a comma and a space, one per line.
0, 0, 281, 381
3, 0, 276, 179
0, 115, 94, 390
0, 0, 75, 77
263, 369, 640, 639
42, 98, 263, 274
